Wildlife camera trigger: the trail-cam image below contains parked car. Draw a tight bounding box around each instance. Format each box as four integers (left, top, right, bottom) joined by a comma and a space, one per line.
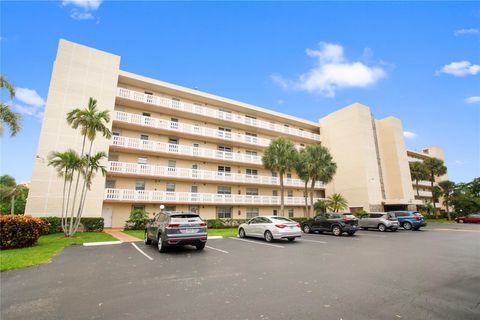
144, 211, 207, 252
238, 216, 301, 242
388, 211, 426, 230
301, 213, 358, 236
455, 214, 480, 223
359, 212, 399, 232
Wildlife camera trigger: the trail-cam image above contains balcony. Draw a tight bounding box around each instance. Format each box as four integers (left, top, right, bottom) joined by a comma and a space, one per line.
117, 87, 321, 142
413, 180, 432, 187
110, 136, 263, 165
416, 190, 433, 197
113, 111, 274, 148
107, 161, 324, 189
104, 188, 322, 205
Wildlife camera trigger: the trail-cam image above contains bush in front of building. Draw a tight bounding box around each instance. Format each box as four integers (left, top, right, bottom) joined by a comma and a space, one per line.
39, 217, 104, 234
0, 215, 49, 249
206, 219, 246, 229
124, 209, 149, 230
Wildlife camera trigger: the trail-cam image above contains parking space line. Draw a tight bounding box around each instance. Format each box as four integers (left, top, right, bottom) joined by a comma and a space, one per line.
131, 243, 154, 261
298, 238, 328, 244
228, 237, 285, 248
205, 245, 229, 254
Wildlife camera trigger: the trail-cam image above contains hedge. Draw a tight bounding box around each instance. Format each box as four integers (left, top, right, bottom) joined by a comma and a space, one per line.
0, 215, 49, 249
39, 217, 104, 234
206, 217, 308, 228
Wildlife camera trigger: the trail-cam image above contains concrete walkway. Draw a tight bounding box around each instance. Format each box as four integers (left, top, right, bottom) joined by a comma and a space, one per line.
104, 229, 141, 242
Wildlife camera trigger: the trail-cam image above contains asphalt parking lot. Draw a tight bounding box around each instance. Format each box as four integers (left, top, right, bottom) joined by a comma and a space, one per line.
2, 223, 479, 320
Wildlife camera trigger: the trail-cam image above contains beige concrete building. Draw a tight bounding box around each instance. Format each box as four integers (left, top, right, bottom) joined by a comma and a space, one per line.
26, 40, 447, 227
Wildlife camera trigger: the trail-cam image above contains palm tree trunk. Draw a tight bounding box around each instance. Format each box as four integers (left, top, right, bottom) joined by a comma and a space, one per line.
10, 193, 15, 214
303, 181, 309, 218
280, 173, 285, 217
64, 170, 74, 235
60, 168, 68, 233
430, 174, 437, 218
309, 180, 316, 218
73, 141, 94, 235
446, 200, 451, 221
415, 179, 420, 197
68, 135, 87, 236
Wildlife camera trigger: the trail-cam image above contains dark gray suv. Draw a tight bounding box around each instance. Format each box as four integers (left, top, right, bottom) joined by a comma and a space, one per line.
144, 211, 207, 252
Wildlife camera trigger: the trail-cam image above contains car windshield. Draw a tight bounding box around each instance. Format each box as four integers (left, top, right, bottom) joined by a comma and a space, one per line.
330, 214, 343, 219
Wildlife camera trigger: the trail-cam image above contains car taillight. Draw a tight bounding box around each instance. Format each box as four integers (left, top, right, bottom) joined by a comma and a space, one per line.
167, 223, 180, 227
342, 217, 350, 221
275, 224, 287, 228
296, 224, 300, 228
415, 216, 422, 220
199, 222, 207, 227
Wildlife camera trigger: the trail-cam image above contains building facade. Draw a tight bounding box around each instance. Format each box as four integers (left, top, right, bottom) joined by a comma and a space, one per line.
25, 40, 447, 227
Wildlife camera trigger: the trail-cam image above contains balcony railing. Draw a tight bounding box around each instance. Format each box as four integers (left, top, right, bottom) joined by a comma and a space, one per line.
417, 190, 433, 197
113, 111, 273, 147
412, 180, 432, 187
117, 87, 321, 142
107, 161, 324, 189
104, 188, 322, 205
111, 136, 263, 165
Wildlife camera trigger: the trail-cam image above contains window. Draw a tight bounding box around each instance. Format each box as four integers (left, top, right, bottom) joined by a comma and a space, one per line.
169, 138, 178, 152
273, 209, 278, 216
166, 182, 176, 192
273, 190, 278, 196
105, 180, 116, 189
140, 134, 149, 140
138, 157, 147, 164
164, 205, 176, 212
168, 160, 176, 168
112, 131, 120, 136
246, 150, 257, 156
144, 91, 153, 95
246, 208, 259, 219
217, 207, 232, 219
218, 166, 231, 175
142, 112, 151, 117
218, 145, 232, 153
287, 173, 292, 179
192, 164, 198, 170
217, 186, 231, 194
169, 138, 178, 144
245, 132, 257, 137
133, 205, 145, 211
287, 190, 293, 197
246, 169, 258, 176
288, 209, 294, 218
108, 153, 119, 161
246, 188, 258, 195
170, 118, 179, 130
218, 127, 232, 139
272, 172, 277, 177
191, 185, 198, 193
135, 180, 145, 191
245, 115, 256, 120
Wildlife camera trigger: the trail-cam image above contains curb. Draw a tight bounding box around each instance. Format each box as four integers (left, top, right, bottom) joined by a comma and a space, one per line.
207, 236, 223, 240
83, 241, 123, 247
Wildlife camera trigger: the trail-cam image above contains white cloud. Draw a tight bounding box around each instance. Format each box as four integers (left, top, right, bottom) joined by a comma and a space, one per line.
465, 96, 480, 104
454, 28, 479, 36
15, 88, 46, 107
11, 103, 44, 120
62, 0, 103, 11
403, 131, 417, 139
70, 10, 95, 20
436, 61, 480, 77
272, 42, 386, 97
455, 160, 465, 165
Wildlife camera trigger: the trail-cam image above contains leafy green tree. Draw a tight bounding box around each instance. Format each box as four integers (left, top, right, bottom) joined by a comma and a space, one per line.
423, 157, 447, 215
294, 149, 310, 216
262, 137, 297, 216
313, 199, 329, 214
409, 161, 429, 197
438, 180, 455, 221
0, 175, 28, 214
0, 75, 21, 137
326, 193, 348, 212
451, 178, 480, 216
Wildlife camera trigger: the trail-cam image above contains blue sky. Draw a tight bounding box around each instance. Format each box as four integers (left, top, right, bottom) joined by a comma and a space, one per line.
1, 1, 479, 184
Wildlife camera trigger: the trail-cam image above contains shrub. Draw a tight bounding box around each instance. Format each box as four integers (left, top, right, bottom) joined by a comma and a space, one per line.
289, 217, 308, 223
39, 217, 104, 234
40, 217, 62, 234
124, 209, 149, 230
206, 219, 246, 228
352, 210, 368, 218
0, 215, 49, 249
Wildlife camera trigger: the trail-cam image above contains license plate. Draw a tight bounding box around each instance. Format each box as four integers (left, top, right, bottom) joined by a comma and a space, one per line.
181, 229, 198, 234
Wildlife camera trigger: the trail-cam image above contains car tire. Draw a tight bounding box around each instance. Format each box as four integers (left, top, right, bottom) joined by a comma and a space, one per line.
196, 243, 205, 250
403, 222, 413, 230
391, 228, 398, 232
332, 225, 342, 236
157, 234, 167, 253
302, 224, 312, 234
144, 230, 152, 245
361, 227, 368, 230
264, 230, 273, 242
287, 237, 295, 242
347, 231, 355, 236
239, 228, 246, 238
378, 224, 387, 232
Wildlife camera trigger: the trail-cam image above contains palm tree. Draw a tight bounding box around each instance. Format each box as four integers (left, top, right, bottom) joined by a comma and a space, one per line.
48, 150, 83, 234
305, 145, 337, 217
262, 137, 297, 216
294, 149, 311, 217
409, 161, 429, 197
423, 157, 447, 216
438, 180, 455, 221
313, 199, 328, 214
0, 175, 19, 214
0, 75, 21, 137
326, 193, 348, 212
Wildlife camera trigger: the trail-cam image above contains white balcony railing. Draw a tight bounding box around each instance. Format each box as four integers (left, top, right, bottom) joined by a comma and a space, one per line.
111, 136, 263, 165
104, 188, 322, 205
408, 157, 423, 163
113, 111, 273, 147
117, 87, 321, 142
107, 161, 324, 189
417, 190, 433, 197
413, 180, 432, 187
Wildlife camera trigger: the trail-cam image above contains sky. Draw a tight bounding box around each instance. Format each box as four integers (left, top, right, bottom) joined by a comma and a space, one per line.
1, 1, 479, 184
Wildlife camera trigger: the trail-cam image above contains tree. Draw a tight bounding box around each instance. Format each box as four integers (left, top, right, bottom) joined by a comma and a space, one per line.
438, 180, 455, 221
0, 75, 21, 137
294, 149, 310, 217
262, 137, 297, 216
423, 157, 447, 216
0, 175, 27, 214
451, 178, 480, 216
326, 193, 348, 212
409, 161, 429, 197
313, 199, 329, 214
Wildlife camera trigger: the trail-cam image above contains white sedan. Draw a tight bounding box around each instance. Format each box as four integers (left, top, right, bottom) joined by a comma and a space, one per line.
238, 216, 302, 242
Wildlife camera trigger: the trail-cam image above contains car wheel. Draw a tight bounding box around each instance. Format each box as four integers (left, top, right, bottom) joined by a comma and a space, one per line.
391, 228, 398, 232
347, 231, 355, 236
196, 243, 205, 250
264, 230, 273, 242
287, 237, 295, 242
157, 234, 167, 253
458, 219, 464, 223
332, 225, 342, 236
302, 224, 312, 234
378, 224, 386, 232
361, 227, 368, 230
238, 228, 246, 238
144, 230, 152, 245
403, 222, 413, 230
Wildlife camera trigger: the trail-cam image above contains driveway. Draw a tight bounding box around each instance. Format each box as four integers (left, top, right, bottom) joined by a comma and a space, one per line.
1, 223, 479, 320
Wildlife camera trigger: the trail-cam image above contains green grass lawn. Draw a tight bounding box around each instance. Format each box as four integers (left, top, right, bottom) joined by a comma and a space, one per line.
123, 228, 238, 240
425, 218, 455, 223
0, 232, 115, 272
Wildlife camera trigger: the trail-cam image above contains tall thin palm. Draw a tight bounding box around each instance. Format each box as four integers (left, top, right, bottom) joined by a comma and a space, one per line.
262, 137, 297, 216
0, 175, 19, 214
438, 180, 455, 221
423, 157, 447, 216
409, 161, 429, 197
294, 149, 311, 217
0, 75, 21, 137
327, 193, 348, 212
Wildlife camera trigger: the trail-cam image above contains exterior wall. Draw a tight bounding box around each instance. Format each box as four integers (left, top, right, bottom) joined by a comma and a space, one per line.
25, 39, 120, 217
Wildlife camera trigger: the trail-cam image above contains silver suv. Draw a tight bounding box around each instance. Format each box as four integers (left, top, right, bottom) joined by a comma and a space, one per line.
359, 212, 399, 232
144, 211, 207, 252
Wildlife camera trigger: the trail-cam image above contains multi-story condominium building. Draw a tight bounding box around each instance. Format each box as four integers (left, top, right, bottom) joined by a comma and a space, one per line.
25, 40, 447, 227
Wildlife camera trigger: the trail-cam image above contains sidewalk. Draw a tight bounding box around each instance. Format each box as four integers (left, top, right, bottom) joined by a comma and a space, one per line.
104, 229, 140, 242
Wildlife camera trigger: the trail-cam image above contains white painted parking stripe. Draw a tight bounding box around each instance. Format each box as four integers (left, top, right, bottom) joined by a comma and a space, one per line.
131, 243, 154, 261
298, 239, 328, 244
205, 245, 229, 254
228, 237, 285, 248
83, 241, 122, 246
207, 236, 223, 240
